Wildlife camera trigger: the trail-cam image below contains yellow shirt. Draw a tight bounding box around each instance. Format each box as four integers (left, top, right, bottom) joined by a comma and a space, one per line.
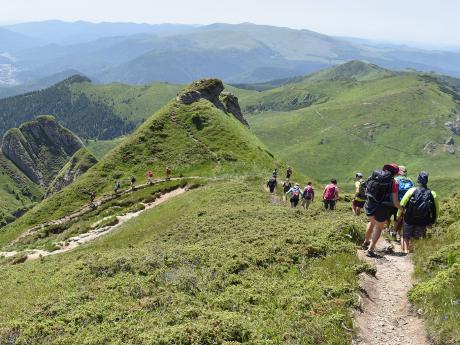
355, 180, 365, 202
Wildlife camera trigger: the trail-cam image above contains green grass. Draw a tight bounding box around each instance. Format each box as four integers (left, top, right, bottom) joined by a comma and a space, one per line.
70, 81, 183, 124
86, 137, 126, 160
0, 178, 369, 344
0, 154, 44, 225
244, 66, 460, 196
409, 191, 460, 344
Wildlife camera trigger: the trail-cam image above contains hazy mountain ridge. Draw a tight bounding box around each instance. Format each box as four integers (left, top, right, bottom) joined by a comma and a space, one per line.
2, 22, 460, 86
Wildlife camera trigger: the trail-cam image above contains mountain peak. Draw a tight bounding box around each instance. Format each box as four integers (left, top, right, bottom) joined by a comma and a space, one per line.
58, 74, 92, 86
177, 78, 248, 126
309, 60, 395, 82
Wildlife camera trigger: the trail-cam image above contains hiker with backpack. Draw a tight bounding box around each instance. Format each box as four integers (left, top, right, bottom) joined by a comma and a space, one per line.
363, 164, 403, 257
166, 166, 172, 180
301, 182, 315, 209
286, 183, 302, 208
272, 168, 278, 179
323, 179, 339, 210
147, 170, 154, 185
114, 180, 121, 196
286, 166, 293, 179
392, 165, 414, 241
352, 173, 366, 216
130, 176, 136, 190
282, 179, 292, 201
398, 171, 439, 254
267, 176, 277, 193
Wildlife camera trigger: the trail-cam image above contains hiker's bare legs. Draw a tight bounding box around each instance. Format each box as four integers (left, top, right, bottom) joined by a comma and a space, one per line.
365, 217, 376, 243
369, 221, 385, 251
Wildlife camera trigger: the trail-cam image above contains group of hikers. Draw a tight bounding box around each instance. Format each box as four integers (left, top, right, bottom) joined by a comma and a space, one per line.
267, 163, 439, 255
89, 166, 173, 205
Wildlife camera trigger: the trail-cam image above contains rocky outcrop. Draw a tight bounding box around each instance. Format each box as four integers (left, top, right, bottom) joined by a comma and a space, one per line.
2, 115, 83, 186
176, 79, 249, 127
445, 117, 460, 136
46, 148, 97, 197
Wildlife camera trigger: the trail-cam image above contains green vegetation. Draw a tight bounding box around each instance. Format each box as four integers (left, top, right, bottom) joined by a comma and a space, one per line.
409, 192, 460, 344
244, 62, 460, 195
0, 81, 279, 247
0, 178, 369, 344
0, 75, 182, 139
86, 137, 126, 160
0, 154, 43, 225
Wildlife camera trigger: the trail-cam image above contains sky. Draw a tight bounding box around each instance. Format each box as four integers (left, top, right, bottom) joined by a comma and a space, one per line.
1, 0, 459, 46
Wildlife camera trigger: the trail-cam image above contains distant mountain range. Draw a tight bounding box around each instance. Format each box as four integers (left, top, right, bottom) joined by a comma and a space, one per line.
1, 21, 460, 88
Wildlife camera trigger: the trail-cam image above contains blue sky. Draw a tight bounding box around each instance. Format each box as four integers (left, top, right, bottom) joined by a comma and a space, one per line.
1, 0, 459, 45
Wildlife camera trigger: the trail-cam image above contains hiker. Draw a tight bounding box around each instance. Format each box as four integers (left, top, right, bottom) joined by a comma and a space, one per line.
392, 165, 414, 242
363, 163, 402, 257
147, 170, 154, 185
89, 191, 96, 207
130, 176, 136, 189
282, 179, 292, 201
114, 180, 121, 195
352, 173, 366, 216
323, 179, 339, 210
286, 183, 302, 208
398, 171, 439, 254
301, 182, 315, 209
286, 166, 293, 179
166, 166, 172, 180
267, 176, 277, 193
272, 168, 278, 179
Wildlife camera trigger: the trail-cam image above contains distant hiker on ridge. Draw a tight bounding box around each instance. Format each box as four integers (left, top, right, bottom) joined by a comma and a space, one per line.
352, 173, 366, 216
301, 182, 315, 209
147, 170, 154, 185
286, 166, 293, 179
114, 180, 121, 196
272, 168, 278, 179
286, 183, 302, 208
323, 179, 339, 210
398, 171, 439, 254
363, 164, 402, 258
130, 175, 136, 190
166, 166, 172, 180
267, 175, 277, 193
282, 179, 292, 201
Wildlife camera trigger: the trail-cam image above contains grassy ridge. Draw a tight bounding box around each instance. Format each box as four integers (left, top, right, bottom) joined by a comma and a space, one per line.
0, 93, 279, 247
0, 179, 368, 344
409, 192, 460, 344
244, 65, 460, 195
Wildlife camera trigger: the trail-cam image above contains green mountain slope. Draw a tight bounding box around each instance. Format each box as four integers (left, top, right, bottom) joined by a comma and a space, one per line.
0, 154, 43, 225
0, 79, 278, 246
244, 62, 460, 195
0, 75, 182, 139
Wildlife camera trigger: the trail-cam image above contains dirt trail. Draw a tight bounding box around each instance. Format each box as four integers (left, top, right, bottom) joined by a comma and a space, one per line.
1, 187, 188, 262
354, 238, 429, 345
14, 177, 194, 243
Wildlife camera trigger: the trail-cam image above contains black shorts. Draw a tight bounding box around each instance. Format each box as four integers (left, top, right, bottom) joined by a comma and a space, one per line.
403, 223, 427, 240
365, 200, 392, 222
391, 207, 398, 221
353, 200, 365, 208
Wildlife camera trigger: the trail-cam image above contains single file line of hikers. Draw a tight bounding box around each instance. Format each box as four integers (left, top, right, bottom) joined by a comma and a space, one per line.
266, 164, 439, 256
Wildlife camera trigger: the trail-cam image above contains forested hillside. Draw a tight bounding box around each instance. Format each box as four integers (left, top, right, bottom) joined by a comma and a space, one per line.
0, 75, 182, 140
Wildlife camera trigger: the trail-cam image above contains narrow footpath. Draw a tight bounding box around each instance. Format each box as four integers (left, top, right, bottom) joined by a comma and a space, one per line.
0, 187, 188, 262
354, 238, 430, 345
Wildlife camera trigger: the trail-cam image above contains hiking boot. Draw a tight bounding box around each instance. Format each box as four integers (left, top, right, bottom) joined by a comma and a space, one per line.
361, 241, 370, 250
366, 250, 377, 258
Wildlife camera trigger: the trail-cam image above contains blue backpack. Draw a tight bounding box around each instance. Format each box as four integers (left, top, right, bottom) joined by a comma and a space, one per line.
397, 177, 414, 201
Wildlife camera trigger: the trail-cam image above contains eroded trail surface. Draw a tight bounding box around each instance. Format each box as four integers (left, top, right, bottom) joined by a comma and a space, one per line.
1, 187, 187, 262
354, 239, 429, 345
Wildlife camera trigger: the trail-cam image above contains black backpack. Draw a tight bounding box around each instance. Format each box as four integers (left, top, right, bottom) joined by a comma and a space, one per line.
405, 188, 434, 226
365, 169, 393, 203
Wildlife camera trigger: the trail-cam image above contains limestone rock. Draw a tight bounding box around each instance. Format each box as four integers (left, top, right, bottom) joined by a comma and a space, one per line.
2, 115, 83, 186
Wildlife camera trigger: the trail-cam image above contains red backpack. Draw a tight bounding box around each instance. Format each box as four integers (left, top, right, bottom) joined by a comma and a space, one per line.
324, 184, 336, 200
